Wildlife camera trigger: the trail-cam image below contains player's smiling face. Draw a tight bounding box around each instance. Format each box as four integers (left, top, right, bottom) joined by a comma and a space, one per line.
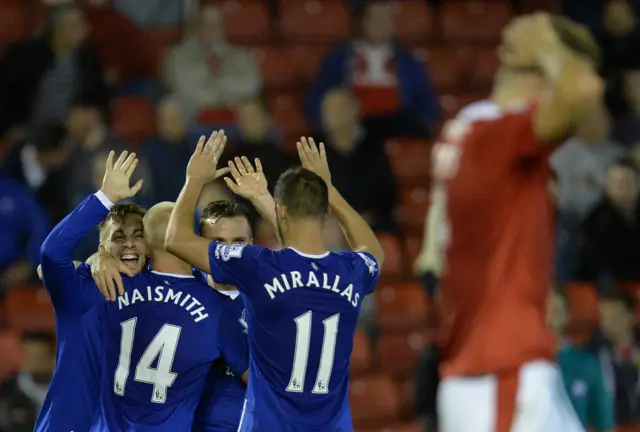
100, 214, 147, 273
200, 216, 252, 290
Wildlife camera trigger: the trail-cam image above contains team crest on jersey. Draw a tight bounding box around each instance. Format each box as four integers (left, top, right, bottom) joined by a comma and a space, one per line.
239, 309, 248, 333
217, 243, 245, 261
357, 252, 378, 276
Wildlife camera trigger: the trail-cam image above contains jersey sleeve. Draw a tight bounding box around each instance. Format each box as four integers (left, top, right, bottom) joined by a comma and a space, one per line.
339, 251, 380, 296
216, 299, 250, 376
587, 357, 615, 430
40, 192, 113, 316
500, 104, 561, 160
207, 241, 267, 292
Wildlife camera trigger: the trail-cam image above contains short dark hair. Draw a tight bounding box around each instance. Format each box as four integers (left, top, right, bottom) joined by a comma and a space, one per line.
22, 331, 55, 345
600, 289, 636, 312
98, 203, 146, 238
608, 157, 639, 174
274, 167, 328, 220
199, 200, 251, 231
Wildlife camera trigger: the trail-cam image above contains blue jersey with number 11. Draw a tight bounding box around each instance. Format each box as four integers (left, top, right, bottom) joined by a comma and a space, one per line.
207, 243, 379, 431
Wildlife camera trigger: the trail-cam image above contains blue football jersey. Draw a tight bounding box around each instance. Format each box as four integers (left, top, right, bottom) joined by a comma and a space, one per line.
207, 243, 380, 431
194, 295, 250, 432
37, 193, 113, 432
89, 271, 227, 431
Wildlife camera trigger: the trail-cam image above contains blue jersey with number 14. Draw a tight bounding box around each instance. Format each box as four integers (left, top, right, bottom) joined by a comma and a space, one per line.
88, 271, 228, 431
207, 242, 380, 431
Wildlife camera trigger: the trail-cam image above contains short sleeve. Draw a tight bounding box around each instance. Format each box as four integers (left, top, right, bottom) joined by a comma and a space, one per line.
338, 251, 380, 296
217, 299, 249, 376
500, 105, 561, 160
207, 241, 266, 292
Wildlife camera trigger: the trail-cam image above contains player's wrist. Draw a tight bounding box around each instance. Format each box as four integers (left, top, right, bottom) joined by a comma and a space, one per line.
95, 189, 116, 208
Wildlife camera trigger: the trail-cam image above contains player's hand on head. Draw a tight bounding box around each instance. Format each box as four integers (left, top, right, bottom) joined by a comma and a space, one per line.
296, 137, 332, 185
91, 251, 133, 301
100, 150, 144, 203
224, 156, 269, 200
186, 130, 231, 184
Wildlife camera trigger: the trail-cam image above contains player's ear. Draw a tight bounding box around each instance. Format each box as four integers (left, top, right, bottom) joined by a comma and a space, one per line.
98, 244, 105, 252
249, 237, 254, 245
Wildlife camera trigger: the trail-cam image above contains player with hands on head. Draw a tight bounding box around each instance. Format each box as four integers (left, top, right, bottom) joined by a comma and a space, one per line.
36, 150, 145, 432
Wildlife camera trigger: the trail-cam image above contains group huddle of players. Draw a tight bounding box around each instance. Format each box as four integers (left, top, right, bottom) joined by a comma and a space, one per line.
33, 11, 606, 432
36, 131, 384, 431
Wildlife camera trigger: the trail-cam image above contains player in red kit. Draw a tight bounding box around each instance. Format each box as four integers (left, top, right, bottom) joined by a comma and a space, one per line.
431, 14, 603, 432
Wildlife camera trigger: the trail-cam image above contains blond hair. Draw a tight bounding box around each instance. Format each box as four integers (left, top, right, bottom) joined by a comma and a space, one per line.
550, 15, 601, 68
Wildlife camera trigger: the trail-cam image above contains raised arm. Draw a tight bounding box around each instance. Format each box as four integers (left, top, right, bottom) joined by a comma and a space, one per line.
532, 14, 603, 143
223, 156, 281, 244
297, 137, 385, 267
165, 131, 230, 273
40, 151, 143, 313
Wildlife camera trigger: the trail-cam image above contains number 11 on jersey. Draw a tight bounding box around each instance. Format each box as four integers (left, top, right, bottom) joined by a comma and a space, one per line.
287, 311, 339, 394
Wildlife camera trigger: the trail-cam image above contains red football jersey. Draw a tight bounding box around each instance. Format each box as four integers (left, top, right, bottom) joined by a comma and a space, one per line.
432, 100, 557, 377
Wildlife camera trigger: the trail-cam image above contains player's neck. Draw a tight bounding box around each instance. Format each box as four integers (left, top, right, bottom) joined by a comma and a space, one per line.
149, 253, 193, 276
282, 223, 328, 256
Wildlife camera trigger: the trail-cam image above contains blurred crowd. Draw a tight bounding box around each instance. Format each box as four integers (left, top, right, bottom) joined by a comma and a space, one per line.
0, 0, 640, 431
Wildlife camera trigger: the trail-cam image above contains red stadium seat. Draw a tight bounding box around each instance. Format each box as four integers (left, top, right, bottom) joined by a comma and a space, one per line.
0, 2, 25, 44
376, 283, 429, 331
439, 93, 485, 120
384, 138, 431, 186
278, 1, 350, 43
6, 286, 55, 333
412, 46, 463, 94
441, 1, 513, 43
399, 186, 429, 231
397, 380, 416, 419
267, 91, 309, 146
350, 330, 373, 377
249, 46, 297, 89
0, 330, 21, 382
350, 375, 400, 427
111, 96, 156, 143
289, 44, 332, 83
392, 1, 436, 43
378, 331, 427, 378
377, 234, 404, 280
619, 282, 640, 316
469, 46, 501, 91
216, 0, 271, 44
404, 235, 423, 268
142, 27, 184, 75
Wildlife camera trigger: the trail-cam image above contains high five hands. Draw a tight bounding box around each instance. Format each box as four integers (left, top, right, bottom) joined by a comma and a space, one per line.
186, 130, 231, 184
100, 151, 144, 203
224, 156, 269, 201
297, 137, 332, 185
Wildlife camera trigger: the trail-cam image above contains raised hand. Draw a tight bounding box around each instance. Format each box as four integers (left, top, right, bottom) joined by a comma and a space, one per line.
101, 150, 144, 203
186, 130, 230, 184
224, 156, 269, 201
297, 137, 331, 185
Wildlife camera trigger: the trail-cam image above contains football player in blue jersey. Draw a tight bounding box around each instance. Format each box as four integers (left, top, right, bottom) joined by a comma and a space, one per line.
166, 134, 385, 431
194, 200, 253, 432
37, 150, 145, 432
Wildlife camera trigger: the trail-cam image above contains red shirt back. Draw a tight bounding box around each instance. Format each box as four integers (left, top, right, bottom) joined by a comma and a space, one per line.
432, 100, 557, 377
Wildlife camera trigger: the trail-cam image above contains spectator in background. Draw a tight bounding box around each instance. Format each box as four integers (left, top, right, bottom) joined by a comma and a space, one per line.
0, 333, 55, 432
613, 66, 640, 146
596, 290, 640, 424
64, 100, 149, 208
84, 0, 151, 86
0, 4, 108, 139
162, 4, 261, 112
551, 105, 627, 220
306, 0, 439, 139
582, 159, 640, 281
598, 0, 640, 82
142, 97, 193, 204
0, 175, 49, 294
222, 98, 291, 189
546, 290, 615, 431
317, 88, 397, 232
